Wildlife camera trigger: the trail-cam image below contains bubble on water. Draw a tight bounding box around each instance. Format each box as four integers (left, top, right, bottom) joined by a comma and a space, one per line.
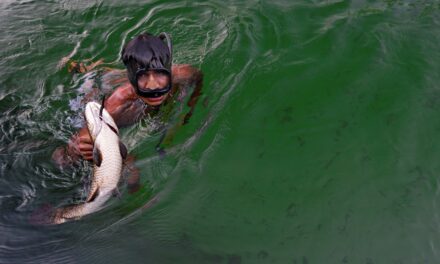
76, 73, 95, 94
68, 96, 83, 112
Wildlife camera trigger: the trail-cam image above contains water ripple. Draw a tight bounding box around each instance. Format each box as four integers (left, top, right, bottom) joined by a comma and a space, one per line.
4, 0, 440, 263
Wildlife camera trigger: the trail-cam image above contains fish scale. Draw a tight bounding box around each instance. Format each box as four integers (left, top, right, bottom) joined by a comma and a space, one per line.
53, 102, 124, 224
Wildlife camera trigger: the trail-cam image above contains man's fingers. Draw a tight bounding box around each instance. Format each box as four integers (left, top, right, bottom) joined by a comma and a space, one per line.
78, 140, 93, 161
78, 128, 93, 142
79, 143, 93, 152
83, 154, 93, 161
79, 135, 93, 144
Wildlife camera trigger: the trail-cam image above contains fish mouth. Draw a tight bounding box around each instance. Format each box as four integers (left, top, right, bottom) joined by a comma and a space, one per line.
85, 101, 119, 137
85, 102, 103, 138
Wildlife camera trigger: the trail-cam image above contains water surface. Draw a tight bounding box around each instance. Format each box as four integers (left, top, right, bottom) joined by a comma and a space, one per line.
1, 0, 440, 263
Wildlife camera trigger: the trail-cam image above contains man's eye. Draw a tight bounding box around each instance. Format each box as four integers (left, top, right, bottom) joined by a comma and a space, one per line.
156, 72, 166, 77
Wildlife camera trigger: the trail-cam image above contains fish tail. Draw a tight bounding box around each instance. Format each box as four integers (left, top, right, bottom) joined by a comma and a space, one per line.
53, 191, 112, 224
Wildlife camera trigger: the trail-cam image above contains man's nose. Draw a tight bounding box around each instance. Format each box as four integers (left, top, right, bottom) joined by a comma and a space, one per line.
145, 74, 159, 89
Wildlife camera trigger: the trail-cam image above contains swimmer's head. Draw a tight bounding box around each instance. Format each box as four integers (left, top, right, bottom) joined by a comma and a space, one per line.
121, 33, 172, 101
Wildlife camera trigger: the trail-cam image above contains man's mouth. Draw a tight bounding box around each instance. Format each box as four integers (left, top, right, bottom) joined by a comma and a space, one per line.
146, 95, 164, 103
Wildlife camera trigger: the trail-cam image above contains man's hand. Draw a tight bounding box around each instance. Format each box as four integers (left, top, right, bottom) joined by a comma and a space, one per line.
52, 127, 93, 168
69, 127, 94, 161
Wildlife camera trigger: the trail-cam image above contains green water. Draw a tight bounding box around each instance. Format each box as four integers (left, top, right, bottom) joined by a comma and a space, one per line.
2, 0, 440, 263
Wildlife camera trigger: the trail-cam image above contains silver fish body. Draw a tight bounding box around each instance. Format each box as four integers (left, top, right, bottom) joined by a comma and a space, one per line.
53, 101, 125, 224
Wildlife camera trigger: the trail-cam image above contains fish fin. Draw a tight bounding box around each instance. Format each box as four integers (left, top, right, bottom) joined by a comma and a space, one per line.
99, 96, 106, 118
93, 146, 102, 167
106, 123, 119, 135
119, 141, 128, 160
113, 188, 122, 199
87, 187, 100, 203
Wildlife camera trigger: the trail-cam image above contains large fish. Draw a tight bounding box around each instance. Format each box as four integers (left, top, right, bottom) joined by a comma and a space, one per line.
53, 100, 127, 224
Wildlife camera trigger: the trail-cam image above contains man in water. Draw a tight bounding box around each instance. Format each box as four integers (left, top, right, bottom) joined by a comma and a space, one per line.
52, 32, 203, 168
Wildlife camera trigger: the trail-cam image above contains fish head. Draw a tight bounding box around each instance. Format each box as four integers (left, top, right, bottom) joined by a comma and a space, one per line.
84, 101, 118, 140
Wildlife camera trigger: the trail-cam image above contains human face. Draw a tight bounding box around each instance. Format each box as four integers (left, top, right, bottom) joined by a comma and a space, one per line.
136, 70, 170, 106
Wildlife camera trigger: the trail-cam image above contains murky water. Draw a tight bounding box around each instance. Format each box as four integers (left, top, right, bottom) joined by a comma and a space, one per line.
2, 0, 440, 263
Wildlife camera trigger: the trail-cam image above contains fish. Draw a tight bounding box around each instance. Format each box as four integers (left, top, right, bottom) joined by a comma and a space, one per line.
52, 99, 127, 224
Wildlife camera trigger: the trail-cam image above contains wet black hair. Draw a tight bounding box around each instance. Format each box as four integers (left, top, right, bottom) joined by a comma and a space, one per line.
121, 33, 173, 97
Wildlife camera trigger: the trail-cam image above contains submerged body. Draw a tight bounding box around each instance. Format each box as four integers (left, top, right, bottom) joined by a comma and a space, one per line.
53, 101, 126, 224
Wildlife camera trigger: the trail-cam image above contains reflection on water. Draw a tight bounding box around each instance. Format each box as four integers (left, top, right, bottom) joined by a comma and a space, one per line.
1, 0, 440, 263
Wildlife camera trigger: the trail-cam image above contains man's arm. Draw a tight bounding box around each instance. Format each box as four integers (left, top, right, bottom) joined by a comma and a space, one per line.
156, 65, 204, 150
180, 65, 204, 124
52, 85, 134, 168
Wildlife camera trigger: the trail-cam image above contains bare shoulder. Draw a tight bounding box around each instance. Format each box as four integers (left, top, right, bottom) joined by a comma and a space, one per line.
105, 83, 136, 114
107, 83, 133, 101
172, 64, 202, 84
